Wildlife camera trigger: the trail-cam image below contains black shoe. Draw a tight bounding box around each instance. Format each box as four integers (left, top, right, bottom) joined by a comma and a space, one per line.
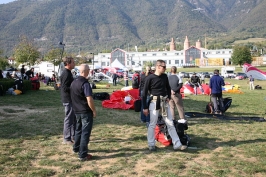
79, 154, 92, 161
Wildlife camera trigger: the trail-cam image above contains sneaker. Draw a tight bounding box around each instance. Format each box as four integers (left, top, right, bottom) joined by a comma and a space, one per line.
173, 141, 187, 151
62, 140, 74, 145
79, 154, 92, 161
148, 146, 156, 151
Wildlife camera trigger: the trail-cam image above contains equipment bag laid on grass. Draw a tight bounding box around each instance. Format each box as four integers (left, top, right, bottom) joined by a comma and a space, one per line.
93, 92, 110, 100
205, 97, 232, 114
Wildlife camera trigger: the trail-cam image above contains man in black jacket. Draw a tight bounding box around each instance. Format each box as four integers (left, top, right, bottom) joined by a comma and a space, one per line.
60, 57, 76, 145
70, 64, 96, 161
142, 60, 187, 151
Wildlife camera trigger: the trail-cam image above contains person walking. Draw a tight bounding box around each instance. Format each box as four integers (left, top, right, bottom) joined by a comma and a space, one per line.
124, 71, 129, 87
60, 56, 76, 145
112, 73, 118, 86
209, 69, 225, 114
20, 65, 25, 79
201, 73, 205, 84
168, 66, 186, 120
139, 66, 152, 127
70, 64, 96, 161
249, 75, 255, 90
142, 60, 187, 151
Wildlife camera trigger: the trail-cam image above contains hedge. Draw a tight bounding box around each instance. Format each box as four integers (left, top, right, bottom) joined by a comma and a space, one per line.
0, 79, 32, 92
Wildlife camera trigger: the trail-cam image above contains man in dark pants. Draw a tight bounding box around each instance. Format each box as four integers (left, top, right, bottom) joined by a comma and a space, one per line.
112, 73, 117, 86
142, 60, 187, 151
209, 69, 225, 114
70, 64, 96, 161
60, 57, 76, 145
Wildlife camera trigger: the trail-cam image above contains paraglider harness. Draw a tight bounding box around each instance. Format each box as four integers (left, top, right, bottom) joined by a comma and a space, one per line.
205, 97, 232, 114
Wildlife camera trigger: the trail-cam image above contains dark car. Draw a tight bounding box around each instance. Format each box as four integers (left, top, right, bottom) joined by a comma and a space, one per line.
202, 72, 210, 78
235, 72, 248, 80
183, 72, 190, 78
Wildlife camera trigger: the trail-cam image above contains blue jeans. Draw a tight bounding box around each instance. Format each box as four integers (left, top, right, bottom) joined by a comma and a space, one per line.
63, 102, 76, 141
140, 91, 150, 123
73, 112, 93, 158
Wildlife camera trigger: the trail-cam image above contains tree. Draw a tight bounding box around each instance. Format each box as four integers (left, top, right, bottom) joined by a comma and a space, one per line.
44, 48, 63, 66
231, 45, 252, 66
13, 36, 40, 66
0, 50, 9, 70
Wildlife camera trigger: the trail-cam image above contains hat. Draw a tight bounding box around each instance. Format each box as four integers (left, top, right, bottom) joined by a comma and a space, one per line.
151, 66, 155, 70
193, 72, 196, 75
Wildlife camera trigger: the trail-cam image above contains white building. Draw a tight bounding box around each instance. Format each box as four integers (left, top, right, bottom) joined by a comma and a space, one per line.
94, 36, 234, 70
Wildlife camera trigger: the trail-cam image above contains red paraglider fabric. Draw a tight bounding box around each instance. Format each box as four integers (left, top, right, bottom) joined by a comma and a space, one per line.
102, 89, 139, 110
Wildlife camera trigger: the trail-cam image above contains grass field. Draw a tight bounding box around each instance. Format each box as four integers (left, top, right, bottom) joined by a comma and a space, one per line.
0, 71, 266, 177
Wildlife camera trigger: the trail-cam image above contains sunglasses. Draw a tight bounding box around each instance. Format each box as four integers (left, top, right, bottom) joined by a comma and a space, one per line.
158, 65, 166, 69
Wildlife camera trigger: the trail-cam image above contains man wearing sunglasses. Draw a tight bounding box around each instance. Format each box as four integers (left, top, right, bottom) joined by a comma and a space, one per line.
142, 60, 187, 151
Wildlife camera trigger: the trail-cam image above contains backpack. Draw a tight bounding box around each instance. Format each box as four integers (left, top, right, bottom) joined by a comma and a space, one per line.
13, 79, 24, 92
132, 76, 139, 89
155, 115, 190, 146
205, 97, 232, 114
93, 92, 110, 100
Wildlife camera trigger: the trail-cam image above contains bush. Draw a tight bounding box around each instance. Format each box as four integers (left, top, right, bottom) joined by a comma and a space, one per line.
0, 79, 32, 92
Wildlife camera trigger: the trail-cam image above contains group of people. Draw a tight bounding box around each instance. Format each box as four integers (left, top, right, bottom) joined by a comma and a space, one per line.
60, 56, 96, 161
138, 61, 228, 151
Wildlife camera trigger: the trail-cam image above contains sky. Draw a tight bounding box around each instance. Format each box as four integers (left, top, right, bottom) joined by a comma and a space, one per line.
0, 0, 16, 4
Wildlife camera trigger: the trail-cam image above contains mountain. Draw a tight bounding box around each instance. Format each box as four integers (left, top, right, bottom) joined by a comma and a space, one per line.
0, 0, 266, 55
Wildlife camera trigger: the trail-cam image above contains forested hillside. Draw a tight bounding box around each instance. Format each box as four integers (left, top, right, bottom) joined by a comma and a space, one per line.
0, 0, 265, 55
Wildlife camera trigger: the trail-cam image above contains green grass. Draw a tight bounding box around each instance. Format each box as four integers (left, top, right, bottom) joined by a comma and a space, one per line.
0, 73, 266, 177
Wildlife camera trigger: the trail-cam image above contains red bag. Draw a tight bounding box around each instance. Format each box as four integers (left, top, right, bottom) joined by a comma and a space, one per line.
155, 125, 172, 146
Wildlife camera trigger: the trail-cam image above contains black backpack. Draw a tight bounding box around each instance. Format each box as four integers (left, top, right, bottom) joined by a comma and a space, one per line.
132, 76, 139, 89
157, 115, 190, 146
13, 79, 24, 92
205, 97, 232, 114
93, 92, 110, 100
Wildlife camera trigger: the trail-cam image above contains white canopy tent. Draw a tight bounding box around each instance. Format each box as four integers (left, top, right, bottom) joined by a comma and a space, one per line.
111, 59, 128, 71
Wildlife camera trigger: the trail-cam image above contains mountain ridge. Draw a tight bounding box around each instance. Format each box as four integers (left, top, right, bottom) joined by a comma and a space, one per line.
0, 0, 265, 55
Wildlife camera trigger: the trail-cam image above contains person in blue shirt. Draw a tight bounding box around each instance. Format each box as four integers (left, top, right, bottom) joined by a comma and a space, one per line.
209, 69, 225, 114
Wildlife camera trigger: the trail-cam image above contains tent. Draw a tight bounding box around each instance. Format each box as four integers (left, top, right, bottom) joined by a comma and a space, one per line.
111, 59, 128, 71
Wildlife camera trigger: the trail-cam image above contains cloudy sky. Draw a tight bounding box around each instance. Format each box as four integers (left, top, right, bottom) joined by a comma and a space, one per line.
0, 0, 16, 4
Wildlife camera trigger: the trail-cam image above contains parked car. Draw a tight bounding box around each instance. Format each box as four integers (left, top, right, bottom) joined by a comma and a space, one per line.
202, 72, 210, 78
235, 72, 248, 80
183, 72, 190, 78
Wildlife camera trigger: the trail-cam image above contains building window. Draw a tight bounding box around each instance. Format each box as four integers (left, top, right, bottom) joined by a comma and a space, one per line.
229, 51, 232, 54
222, 51, 225, 54
47, 64, 53, 67
152, 53, 156, 56
101, 55, 106, 57
169, 60, 171, 64
181, 53, 183, 55
101, 62, 106, 66
142, 54, 147, 56
132, 54, 135, 56
175, 53, 179, 55
175, 60, 179, 64
162, 53, 167, 56
216, 51, 220, 54
181, 60, 183, 64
